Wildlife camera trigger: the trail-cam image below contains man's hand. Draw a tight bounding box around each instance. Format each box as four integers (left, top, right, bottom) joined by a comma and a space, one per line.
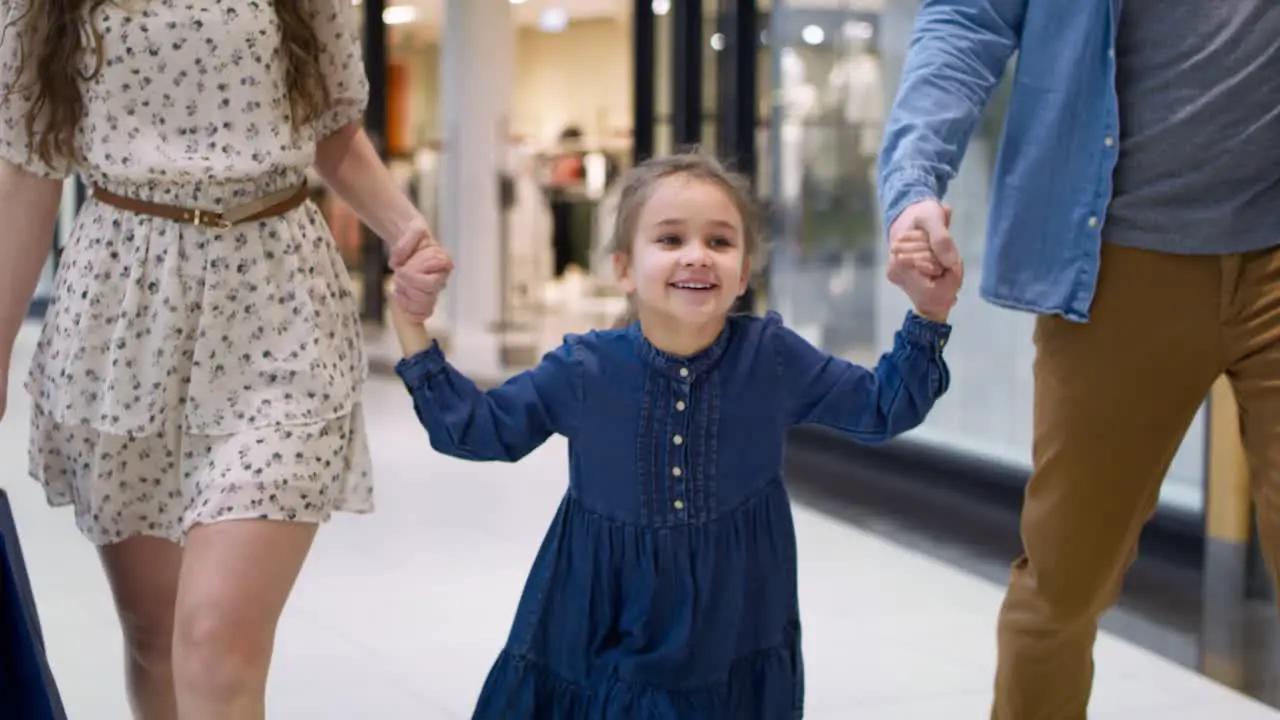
389, 219, 453, 323
886, 199, 962, 323
888, 199, 957, 277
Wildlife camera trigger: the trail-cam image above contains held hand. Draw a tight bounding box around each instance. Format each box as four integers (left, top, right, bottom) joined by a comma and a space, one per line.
888, 200, 956, 278
388, 217, 438, 270
886, 200, 961, 322
387, 216, 453, 323
887, 254, 963, 323
392, 244, 453, 323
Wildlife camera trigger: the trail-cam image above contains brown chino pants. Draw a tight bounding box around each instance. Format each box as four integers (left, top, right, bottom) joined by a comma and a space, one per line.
991, 242, 1280, 719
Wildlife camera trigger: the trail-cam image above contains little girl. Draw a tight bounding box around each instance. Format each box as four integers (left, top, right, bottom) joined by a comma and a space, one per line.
392, 152, 961, 718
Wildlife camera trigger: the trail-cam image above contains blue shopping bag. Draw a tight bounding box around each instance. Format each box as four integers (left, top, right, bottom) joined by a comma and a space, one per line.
0, 488, 67, 720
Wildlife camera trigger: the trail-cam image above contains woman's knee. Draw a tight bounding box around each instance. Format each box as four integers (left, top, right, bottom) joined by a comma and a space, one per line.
172, 605, 275, 698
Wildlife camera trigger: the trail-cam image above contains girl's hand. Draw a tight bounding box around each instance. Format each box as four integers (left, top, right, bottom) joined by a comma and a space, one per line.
887, 257, 962, 323
889, 228, 945, 277
393, 244, 453, 323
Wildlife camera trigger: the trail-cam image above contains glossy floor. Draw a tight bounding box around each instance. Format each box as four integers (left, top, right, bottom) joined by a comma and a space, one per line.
3, 324, 1278, 718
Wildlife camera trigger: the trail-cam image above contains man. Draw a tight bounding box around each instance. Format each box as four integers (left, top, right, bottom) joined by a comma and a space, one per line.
878, 1, 1280, 718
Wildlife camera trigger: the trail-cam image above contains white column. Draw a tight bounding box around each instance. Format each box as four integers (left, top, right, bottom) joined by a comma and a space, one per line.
436, 0, 515, 377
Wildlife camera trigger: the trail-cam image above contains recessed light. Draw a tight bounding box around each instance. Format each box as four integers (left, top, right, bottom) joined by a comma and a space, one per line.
539, 8, 569, 32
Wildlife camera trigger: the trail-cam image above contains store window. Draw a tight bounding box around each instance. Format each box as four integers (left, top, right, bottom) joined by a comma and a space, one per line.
764, 0, 1205, 515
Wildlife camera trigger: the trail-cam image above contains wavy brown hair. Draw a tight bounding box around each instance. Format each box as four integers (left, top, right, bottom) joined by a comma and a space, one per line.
1, 0, 331, 168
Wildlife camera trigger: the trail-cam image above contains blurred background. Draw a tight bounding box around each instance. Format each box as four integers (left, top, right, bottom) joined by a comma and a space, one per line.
11, 0, 1279, 717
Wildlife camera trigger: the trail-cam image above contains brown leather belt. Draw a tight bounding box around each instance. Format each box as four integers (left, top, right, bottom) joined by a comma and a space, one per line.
91, 183, 310, 230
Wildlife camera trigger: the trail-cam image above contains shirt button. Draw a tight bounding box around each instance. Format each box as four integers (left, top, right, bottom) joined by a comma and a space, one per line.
672, 466, 682, 477
679, 367, 689, 378
673, 435, 684, 445
675, 400, 686, 411
1104, 135, 1114, 147
673, 499, 685, 510
1088, 216, 1099, 228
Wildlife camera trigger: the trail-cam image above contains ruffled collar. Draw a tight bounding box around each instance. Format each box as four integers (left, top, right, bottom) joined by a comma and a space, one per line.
627, 318, 733, 383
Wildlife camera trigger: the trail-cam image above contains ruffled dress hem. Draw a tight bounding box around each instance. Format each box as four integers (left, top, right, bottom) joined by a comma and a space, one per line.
472, 644, 804, 720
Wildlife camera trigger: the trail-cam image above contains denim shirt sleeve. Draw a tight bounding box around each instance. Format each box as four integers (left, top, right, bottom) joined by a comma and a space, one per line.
878, 0, 1027, 229
776, 312, 951, 443
394, 338, 580, 462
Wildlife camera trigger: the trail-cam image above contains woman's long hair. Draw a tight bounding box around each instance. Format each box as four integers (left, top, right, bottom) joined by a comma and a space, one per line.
1, 0, 331, 168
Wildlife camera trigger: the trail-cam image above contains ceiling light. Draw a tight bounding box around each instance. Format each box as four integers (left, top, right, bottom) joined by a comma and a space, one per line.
801, 25, 824, 45
652, 0, 671, 16
539, 8, 569, 32
709, 32, 725, 51
382, 5, 417, 25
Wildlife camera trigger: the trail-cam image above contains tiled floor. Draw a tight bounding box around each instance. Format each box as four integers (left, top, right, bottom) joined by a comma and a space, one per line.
4, 323, 1279, 719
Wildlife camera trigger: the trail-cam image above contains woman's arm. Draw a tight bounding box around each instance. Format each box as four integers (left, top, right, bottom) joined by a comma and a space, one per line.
302, 0, 427, 249
777, 312, 951, 443
395, 338, 581, 463
313, 123, 425, 249
0, 160, 61, 362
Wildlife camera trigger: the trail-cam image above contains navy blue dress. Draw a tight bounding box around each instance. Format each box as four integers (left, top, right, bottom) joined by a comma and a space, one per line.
395, 311, 951, 719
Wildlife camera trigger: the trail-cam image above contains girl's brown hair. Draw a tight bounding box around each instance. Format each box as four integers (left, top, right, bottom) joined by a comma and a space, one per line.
1, 1, 331, 169
608, 151, 764, 328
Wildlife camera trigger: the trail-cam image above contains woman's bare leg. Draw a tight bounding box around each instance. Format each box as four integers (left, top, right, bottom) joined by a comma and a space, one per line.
99, 536, 183, 720
171, 518, 318, 720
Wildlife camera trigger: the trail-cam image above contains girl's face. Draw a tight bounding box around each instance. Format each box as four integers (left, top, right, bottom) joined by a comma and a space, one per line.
614, 174, 751, 333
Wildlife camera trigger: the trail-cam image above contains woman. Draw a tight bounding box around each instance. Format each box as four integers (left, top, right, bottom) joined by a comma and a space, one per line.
0, 1, 446, 718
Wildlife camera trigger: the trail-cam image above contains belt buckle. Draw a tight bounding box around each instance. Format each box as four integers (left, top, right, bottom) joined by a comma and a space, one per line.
192, 208, 232, 231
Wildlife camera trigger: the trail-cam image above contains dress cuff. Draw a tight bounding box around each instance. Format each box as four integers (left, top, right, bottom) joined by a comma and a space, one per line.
901, 310, 952, 353
393, 340, 448, 386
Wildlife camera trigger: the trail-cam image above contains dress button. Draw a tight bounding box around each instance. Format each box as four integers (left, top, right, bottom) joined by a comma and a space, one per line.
679, 367, 689, 378
673, 434, 684, 446
1088, 216, 1099, 228
673, 499, 685, 510
672, 466, 682, 477
1104, 135, 1114, 147
675, 400, 686, 411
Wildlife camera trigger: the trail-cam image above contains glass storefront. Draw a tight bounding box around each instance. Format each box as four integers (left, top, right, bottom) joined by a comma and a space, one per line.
763, 0, 1206, 516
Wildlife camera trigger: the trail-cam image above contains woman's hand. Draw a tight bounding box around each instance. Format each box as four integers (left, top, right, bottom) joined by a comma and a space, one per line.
389, 222, 453, 323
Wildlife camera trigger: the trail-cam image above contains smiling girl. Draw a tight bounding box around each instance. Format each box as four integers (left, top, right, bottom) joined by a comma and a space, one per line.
393, 152, 961, 718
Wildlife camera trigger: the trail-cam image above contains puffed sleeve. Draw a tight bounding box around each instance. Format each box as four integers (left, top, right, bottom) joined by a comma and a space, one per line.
0, 0, 72, 179
306, 0, 370, 139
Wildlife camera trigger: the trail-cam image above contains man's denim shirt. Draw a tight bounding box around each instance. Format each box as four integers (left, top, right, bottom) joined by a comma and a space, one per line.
879, 0, 1120, 322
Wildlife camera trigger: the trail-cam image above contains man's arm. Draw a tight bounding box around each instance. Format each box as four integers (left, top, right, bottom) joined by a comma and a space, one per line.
878, 0, 1027, 230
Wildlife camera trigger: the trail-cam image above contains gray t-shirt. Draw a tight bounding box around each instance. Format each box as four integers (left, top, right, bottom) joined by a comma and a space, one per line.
1105, 1, 1280, 254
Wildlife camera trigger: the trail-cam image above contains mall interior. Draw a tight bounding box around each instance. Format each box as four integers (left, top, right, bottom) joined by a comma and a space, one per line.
6, 0, 1280, 717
